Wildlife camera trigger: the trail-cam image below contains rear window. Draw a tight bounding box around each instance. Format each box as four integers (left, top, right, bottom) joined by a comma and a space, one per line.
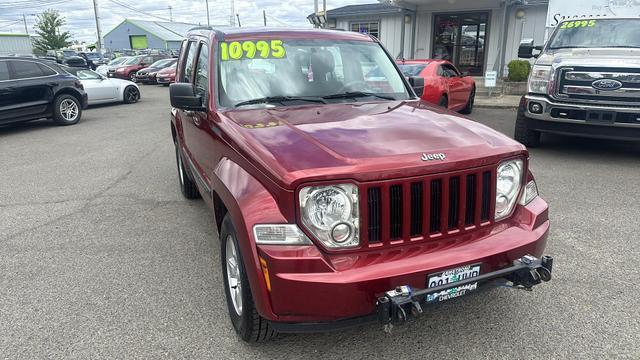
397, 63, 428, 77
10, 61, 45, 79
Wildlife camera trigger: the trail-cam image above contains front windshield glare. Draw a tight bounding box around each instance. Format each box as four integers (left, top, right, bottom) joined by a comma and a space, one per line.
548, 19, 640, 49
124, 57, 141, 65
219, 39, 409, 107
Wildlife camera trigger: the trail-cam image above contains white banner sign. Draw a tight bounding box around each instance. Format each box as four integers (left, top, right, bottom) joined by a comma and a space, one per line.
547, 0, 640, 27
484, 71, 497, 88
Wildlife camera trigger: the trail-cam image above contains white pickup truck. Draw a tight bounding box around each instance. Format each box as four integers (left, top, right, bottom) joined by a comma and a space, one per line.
516, 18, 640, 146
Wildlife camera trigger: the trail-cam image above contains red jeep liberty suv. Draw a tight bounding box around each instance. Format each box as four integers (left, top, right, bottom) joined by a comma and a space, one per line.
169, 27, 553, 342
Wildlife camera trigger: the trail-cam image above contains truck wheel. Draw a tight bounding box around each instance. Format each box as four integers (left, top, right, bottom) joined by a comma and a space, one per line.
174, 143, 200, 199
220, 214, 277, 343
53, 94, 82, 125
459, 87, 475, 114
514, 105, 541, 147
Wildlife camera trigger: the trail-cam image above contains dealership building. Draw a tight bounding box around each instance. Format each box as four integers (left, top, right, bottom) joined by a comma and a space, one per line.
325, 0, 550, 77
103, 19, 201, 51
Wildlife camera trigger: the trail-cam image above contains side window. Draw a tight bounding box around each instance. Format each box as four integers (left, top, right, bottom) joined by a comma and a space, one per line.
182, 41, 197, 83
9, 61, 44, 79
438, 66, 446, 77
0, 61, 9, 81
37, 63, 56, 76
143, 56, 154, 65
194, 43, 209, 103
444, 64, 459, 77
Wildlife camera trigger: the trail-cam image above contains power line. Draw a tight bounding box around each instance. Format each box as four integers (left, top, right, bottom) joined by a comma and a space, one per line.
106, 0, 171, 22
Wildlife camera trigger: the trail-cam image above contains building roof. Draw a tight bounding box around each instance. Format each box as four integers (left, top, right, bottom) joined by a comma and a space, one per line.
325, 3, 403, 18
104, 19, 203, 42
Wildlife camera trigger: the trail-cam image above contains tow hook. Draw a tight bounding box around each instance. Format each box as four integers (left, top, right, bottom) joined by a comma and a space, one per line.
376, 255, 554, 326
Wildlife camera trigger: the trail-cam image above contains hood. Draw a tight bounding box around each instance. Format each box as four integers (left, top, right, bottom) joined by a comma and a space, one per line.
536, 47, 640, 68
105, 78, 135, 86
221, 101, 525, 188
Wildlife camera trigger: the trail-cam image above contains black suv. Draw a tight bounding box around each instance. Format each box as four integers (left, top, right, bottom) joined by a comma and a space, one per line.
0, 57, 88, 126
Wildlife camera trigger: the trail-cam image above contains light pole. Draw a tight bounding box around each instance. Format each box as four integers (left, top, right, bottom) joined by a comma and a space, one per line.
92, 0, 103, 51
205, 0, 210, 26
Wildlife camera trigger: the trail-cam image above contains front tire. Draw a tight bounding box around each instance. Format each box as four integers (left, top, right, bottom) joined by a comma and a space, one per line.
175, 142, 200, 199
52, 94, 82, 125
438, 95, 448, 109
123, 86, 139, 104
129, 73, 136, 82
220, 214, 277, 343
514, 104, 541, 147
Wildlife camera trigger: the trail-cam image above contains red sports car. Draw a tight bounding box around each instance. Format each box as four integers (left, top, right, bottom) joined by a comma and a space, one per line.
397, 60, 476, 114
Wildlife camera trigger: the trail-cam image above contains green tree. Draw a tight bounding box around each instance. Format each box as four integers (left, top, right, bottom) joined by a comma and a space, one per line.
32, 9, 72, 52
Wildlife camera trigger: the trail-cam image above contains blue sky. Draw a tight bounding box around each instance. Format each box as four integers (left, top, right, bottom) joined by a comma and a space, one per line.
0, 0, 373, 43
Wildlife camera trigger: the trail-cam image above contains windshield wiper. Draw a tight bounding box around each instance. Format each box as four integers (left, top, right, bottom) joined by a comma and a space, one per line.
234, 96, 326, 107
323, 91, 396, 101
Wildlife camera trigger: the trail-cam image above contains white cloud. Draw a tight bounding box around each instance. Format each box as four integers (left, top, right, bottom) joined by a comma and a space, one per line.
0, 0, 374, 44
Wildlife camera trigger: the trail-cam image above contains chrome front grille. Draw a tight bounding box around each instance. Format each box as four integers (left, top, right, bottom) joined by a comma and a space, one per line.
555, 67, 640, 105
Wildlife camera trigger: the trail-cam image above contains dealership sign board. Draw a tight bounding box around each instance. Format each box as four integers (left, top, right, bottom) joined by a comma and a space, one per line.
547, 0, 640, 27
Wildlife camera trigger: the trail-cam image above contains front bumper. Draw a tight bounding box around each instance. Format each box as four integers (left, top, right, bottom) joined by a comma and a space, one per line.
259, 197, 549, 327
522, 95, 640, 140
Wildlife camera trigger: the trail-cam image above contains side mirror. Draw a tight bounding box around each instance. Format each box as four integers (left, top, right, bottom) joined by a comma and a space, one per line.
170, 83, 205, 111
408, 76, 424, 97
460, 71, 469, 77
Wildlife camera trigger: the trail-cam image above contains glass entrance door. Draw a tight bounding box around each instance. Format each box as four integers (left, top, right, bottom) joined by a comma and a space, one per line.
432, 12, 488, 75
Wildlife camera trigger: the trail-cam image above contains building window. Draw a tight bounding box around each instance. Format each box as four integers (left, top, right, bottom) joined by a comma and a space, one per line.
351, 22, 379, 39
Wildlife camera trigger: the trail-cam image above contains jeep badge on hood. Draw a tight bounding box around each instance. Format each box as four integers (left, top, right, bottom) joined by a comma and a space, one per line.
421, 152, 446, 161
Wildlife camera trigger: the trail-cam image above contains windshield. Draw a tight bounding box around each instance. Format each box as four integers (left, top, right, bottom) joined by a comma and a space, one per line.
73, 69, 102, 80
85, 53, 101, 59
150, 59, 174, 68
218, 39, 409, 107
63, 50, 77, 57
108, 57, 128, 65
548, 19, 640, 49
397, 63, 428, 77
123, 56, 142, 65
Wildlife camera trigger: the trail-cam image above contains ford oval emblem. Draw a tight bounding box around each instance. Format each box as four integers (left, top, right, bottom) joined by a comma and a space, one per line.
591, 79, 623, 91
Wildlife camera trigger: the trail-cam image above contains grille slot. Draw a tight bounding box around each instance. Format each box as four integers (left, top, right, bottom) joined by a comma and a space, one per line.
410, 182, 423, 236
389, 185, 403, 239
448, 177, 460, 229
367, 187, 382, 243
481, 171, 491, 222
465, 174, 477, 225
429, 179, 442, 233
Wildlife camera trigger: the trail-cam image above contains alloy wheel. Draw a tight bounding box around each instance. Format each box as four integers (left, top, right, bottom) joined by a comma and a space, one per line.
226, 235, 243, 316
60, 99, 79, 121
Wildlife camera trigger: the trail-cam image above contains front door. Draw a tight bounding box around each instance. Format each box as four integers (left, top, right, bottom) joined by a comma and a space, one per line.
432, 12, 488, 76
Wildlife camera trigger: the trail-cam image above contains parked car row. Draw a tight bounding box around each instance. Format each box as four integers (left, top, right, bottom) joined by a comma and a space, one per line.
0, 56, 142, 128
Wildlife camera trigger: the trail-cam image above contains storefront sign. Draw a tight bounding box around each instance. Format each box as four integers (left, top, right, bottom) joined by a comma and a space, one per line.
547, 0, 640, 27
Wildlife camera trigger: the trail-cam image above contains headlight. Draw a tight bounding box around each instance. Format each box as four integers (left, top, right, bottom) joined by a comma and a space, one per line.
495, 159, 524, 221
299, 184, 359, 248
528, 65, 552, 94
253, 224, 312, 245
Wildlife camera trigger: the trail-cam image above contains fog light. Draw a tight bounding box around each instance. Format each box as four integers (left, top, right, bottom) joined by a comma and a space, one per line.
529, 102, 543, 114
331, 223, 352, 243
496, 195, 509, 214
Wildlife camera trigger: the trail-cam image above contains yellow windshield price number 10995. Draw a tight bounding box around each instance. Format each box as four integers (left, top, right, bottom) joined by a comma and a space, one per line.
560, 19, 596, 29
220, 40, 286, 60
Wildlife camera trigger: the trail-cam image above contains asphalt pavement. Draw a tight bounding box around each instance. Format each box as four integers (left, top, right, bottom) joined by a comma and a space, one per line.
1, 86, 639, 359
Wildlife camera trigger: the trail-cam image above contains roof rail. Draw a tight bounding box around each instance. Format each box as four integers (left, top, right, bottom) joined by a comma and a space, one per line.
187, 26, 225, 41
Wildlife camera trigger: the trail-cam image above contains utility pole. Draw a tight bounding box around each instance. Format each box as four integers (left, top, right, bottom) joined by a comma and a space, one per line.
263, 10, 266, 26
313, 0, 318, 28
205, 0, 210, 26
22, 14, 28, 34
92, 0, 103, 51
168, 5, 173, 22
236, 14, 241, 27
230, 0, 235, 26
